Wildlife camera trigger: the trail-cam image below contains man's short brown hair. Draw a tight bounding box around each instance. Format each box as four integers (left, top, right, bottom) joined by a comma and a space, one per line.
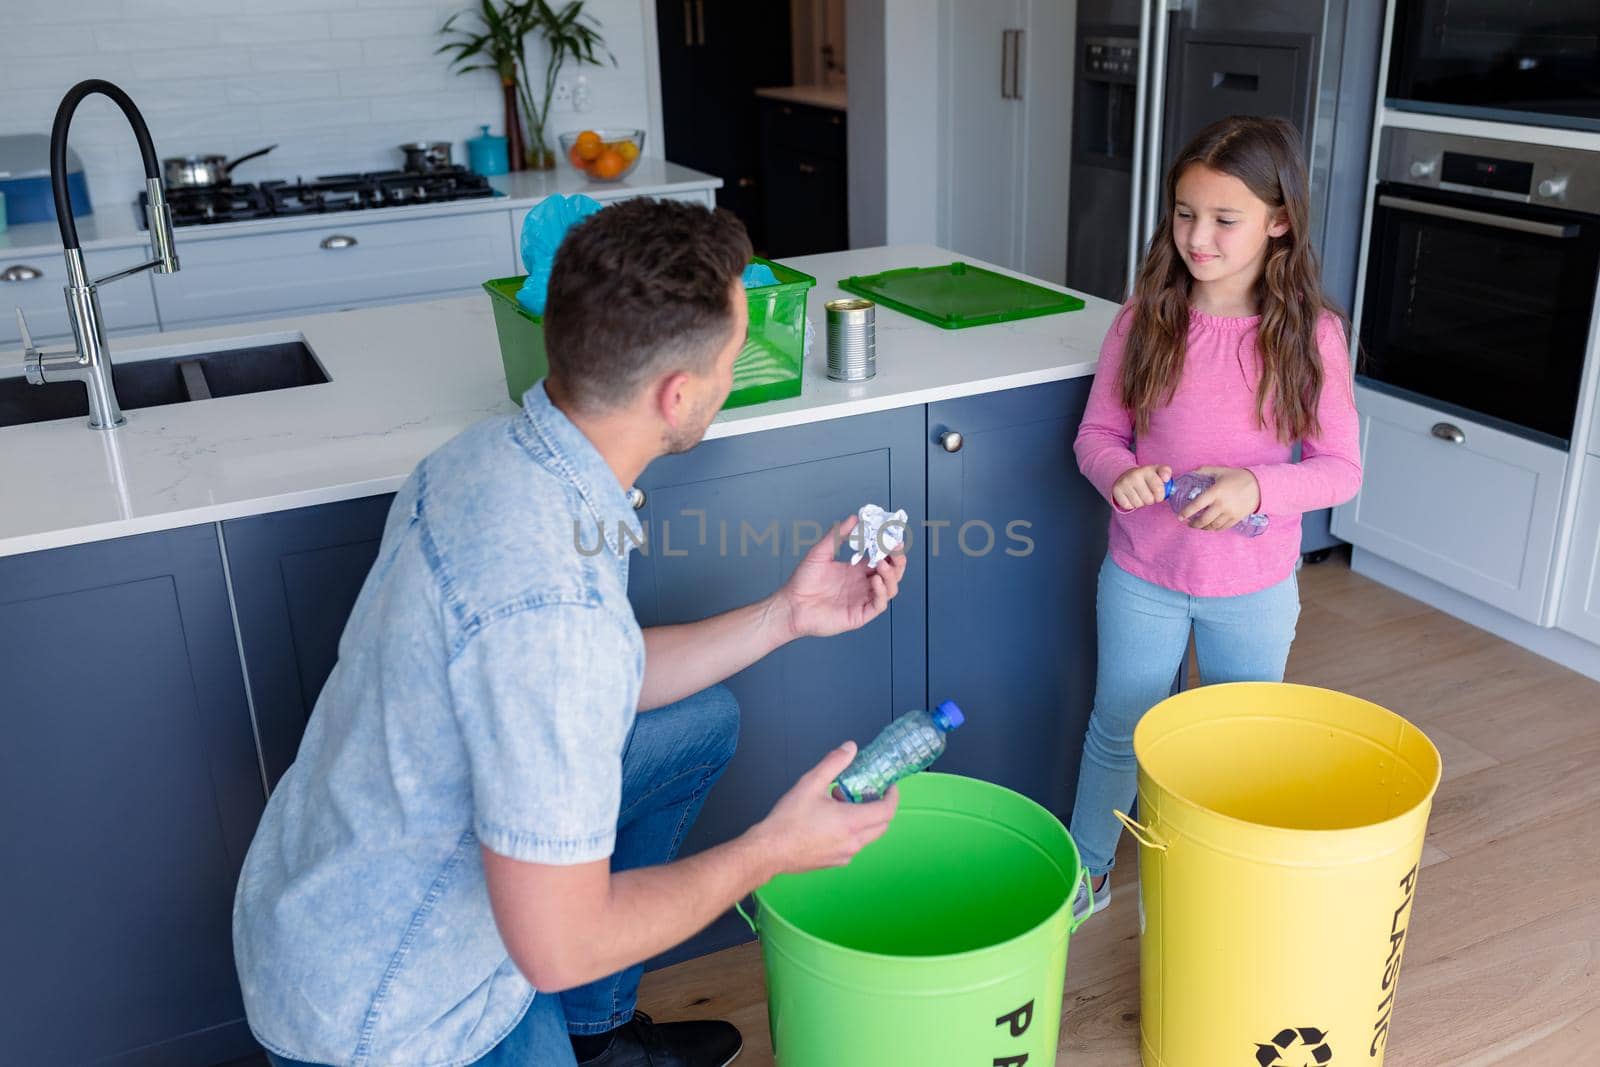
544, 198, 752, 412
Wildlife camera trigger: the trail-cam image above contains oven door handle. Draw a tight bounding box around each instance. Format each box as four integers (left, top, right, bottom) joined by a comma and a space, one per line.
1377, 195, 1578, 239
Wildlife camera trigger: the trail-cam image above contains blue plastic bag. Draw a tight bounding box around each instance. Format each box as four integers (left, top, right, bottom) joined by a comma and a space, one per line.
741, 263, 779, 288
516, 193, 604, 315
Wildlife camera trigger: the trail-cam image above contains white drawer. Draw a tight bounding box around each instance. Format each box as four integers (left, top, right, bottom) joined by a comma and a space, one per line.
1558, 457, 1600, 645
154, 210, 514, 328
1331, 384, 1568, 623
0, 246, 160, 346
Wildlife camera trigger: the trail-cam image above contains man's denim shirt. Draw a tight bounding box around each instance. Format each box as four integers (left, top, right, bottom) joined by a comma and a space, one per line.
233, 382, 645, 1067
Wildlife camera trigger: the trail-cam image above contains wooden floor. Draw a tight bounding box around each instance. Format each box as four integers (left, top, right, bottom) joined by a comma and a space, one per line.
638, 550, 1600, 1064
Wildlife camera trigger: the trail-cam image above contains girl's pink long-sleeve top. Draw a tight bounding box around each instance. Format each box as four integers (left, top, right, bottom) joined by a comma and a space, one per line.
1075, 306, 1363, 597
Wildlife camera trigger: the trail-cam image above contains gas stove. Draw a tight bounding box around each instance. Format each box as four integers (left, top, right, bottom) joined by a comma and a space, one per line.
143, 166, 500, 227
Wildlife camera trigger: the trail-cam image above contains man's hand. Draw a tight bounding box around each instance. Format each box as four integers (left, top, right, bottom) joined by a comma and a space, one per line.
1177, 466, 1262, 531
1111, 464, 1173, 511
750, 742, 899, 874
770, 514, 907, 641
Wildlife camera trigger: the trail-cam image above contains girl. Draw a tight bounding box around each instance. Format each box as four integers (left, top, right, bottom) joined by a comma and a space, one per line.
1069, 115, 1362, 919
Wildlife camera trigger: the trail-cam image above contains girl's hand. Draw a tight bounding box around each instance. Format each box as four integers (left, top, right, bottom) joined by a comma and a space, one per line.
1178, 466, 1262, 531
1111, 464, 1173, 511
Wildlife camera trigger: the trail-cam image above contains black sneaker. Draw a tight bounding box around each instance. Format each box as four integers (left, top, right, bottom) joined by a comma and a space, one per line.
576, 1011, 741, 1067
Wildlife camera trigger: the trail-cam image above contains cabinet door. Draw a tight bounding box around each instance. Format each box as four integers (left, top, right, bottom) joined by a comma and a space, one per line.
945, 0, 1026, 269
761, 147, 848, 256
222, 496, 395, 789
926, 378, 1108, 823
1558, 458, 1600, 645
630, 406, 927, 848
154, 211, 513, 328
0, 525, 263, 1066
628, 406, 926, 964
1331, 384, 1567, 624
656, 0, 793, 248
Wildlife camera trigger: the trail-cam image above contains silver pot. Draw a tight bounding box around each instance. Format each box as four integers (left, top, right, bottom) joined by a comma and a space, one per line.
399, 141, 453, 174
163, 144, 277, 188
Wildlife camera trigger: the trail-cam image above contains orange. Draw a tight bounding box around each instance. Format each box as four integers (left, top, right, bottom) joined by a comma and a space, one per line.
567, 145, 588, 169
592, 149, 626, 180
575, 130, 602, 161
616, 140, 640, 163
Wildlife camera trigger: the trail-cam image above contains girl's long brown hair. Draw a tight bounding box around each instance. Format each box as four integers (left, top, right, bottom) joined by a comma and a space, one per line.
1120, 115, 1348, 442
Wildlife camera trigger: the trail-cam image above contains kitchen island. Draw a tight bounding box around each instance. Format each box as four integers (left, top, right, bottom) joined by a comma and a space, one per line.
0, 245, 1118, 1067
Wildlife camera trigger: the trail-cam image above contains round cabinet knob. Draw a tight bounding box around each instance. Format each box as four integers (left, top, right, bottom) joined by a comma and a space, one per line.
939, 430, 964, 453
1408, 159, 1436, 179
1431, 422, 1466, 445
1537, 176, 1569, 200
627, 487, 646, 510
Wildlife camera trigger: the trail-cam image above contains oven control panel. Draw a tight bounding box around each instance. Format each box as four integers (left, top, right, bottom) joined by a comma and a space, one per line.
1379, 128, 1596, 214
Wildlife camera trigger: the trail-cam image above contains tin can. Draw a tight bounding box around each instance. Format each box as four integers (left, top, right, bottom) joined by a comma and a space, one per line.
825, 297, 876, 382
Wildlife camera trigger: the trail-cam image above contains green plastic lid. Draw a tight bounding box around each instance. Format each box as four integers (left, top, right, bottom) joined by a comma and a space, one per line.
838, 261, 1084, 330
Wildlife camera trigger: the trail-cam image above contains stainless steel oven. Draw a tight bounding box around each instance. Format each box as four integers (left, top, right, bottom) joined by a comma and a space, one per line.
1359, 129, 1600, 449
1386, 0, 1600, 132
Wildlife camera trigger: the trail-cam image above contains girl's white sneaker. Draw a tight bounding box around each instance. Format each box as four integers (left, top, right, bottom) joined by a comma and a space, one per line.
1071, 874, 1111, 923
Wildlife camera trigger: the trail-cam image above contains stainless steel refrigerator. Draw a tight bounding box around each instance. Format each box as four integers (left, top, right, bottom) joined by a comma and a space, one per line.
1066, 0, 1384, 555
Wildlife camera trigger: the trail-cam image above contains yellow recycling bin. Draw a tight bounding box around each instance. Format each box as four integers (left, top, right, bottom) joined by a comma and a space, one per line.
1115, 682, 1441, 1067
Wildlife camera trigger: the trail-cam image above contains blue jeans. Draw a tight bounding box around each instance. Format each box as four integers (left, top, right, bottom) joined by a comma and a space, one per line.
266, 684, 740, 1067
1068, 557, 1299, 876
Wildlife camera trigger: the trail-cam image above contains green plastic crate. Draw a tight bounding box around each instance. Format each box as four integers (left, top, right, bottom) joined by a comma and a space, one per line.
838, 260, 1084, 329
482, 256, 815, 409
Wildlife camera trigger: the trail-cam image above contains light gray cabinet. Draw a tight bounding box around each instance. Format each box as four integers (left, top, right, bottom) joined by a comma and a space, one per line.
152, 211, 515, 330
941, 0, 1073, 283
1558, 457, 1600, 645
1331, 384, 1568, 624
0, 245, 158, 346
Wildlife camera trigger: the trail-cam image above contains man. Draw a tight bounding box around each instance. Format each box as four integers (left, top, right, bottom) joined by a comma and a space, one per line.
234, 199, 906, 1067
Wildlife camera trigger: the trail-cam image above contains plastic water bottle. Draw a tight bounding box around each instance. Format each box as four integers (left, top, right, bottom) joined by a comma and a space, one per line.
834, 701, 965, 803
1164, 472, 1269, 537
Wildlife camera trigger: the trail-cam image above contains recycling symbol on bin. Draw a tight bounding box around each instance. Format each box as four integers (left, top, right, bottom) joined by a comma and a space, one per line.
1254, 1027, 1333, 1066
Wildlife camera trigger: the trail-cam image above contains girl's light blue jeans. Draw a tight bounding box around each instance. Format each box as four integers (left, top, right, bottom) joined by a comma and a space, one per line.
1069, 555, 1300, 876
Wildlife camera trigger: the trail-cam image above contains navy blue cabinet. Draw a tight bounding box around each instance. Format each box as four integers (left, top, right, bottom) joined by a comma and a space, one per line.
221, 496, 395, 789
631, 405, 929, 850
629, 405, 927, 965
0, 525, 264, 1067
926, 379, 1109, 821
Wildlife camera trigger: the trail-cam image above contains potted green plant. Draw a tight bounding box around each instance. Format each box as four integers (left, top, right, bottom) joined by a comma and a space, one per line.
439, 0, 614, 171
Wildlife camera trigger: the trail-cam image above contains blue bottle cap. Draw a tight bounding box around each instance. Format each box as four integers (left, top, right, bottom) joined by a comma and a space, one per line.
934, 700, 965, 730
1163, 478, 1177, 499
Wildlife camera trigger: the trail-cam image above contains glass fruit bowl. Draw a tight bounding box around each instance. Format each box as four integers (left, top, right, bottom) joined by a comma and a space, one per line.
559, 128, 644, 182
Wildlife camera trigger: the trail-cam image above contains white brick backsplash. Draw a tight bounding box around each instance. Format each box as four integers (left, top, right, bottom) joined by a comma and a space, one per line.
216, 15, 335, 46
129, 47, 253, 79
227, 72, 342, 105
362, 36, 442, 68
249, 41, 358, 73
330, 10, 445, 39
5, 54, 136, 89
1, 0, 657, 211
7, 0, 124, 24
124, 0, 247, 17
92, 20, 222, 53
8, 26, 111, 58
337, 67, 450, 99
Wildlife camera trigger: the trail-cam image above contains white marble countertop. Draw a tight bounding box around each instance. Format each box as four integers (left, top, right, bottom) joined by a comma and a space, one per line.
755, 85, 848, 112
0, 160, 722, 259
0, 244, 1116, 558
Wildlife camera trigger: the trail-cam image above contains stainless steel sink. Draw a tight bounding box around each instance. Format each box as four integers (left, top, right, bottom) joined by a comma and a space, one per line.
0, 339, 328, 429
